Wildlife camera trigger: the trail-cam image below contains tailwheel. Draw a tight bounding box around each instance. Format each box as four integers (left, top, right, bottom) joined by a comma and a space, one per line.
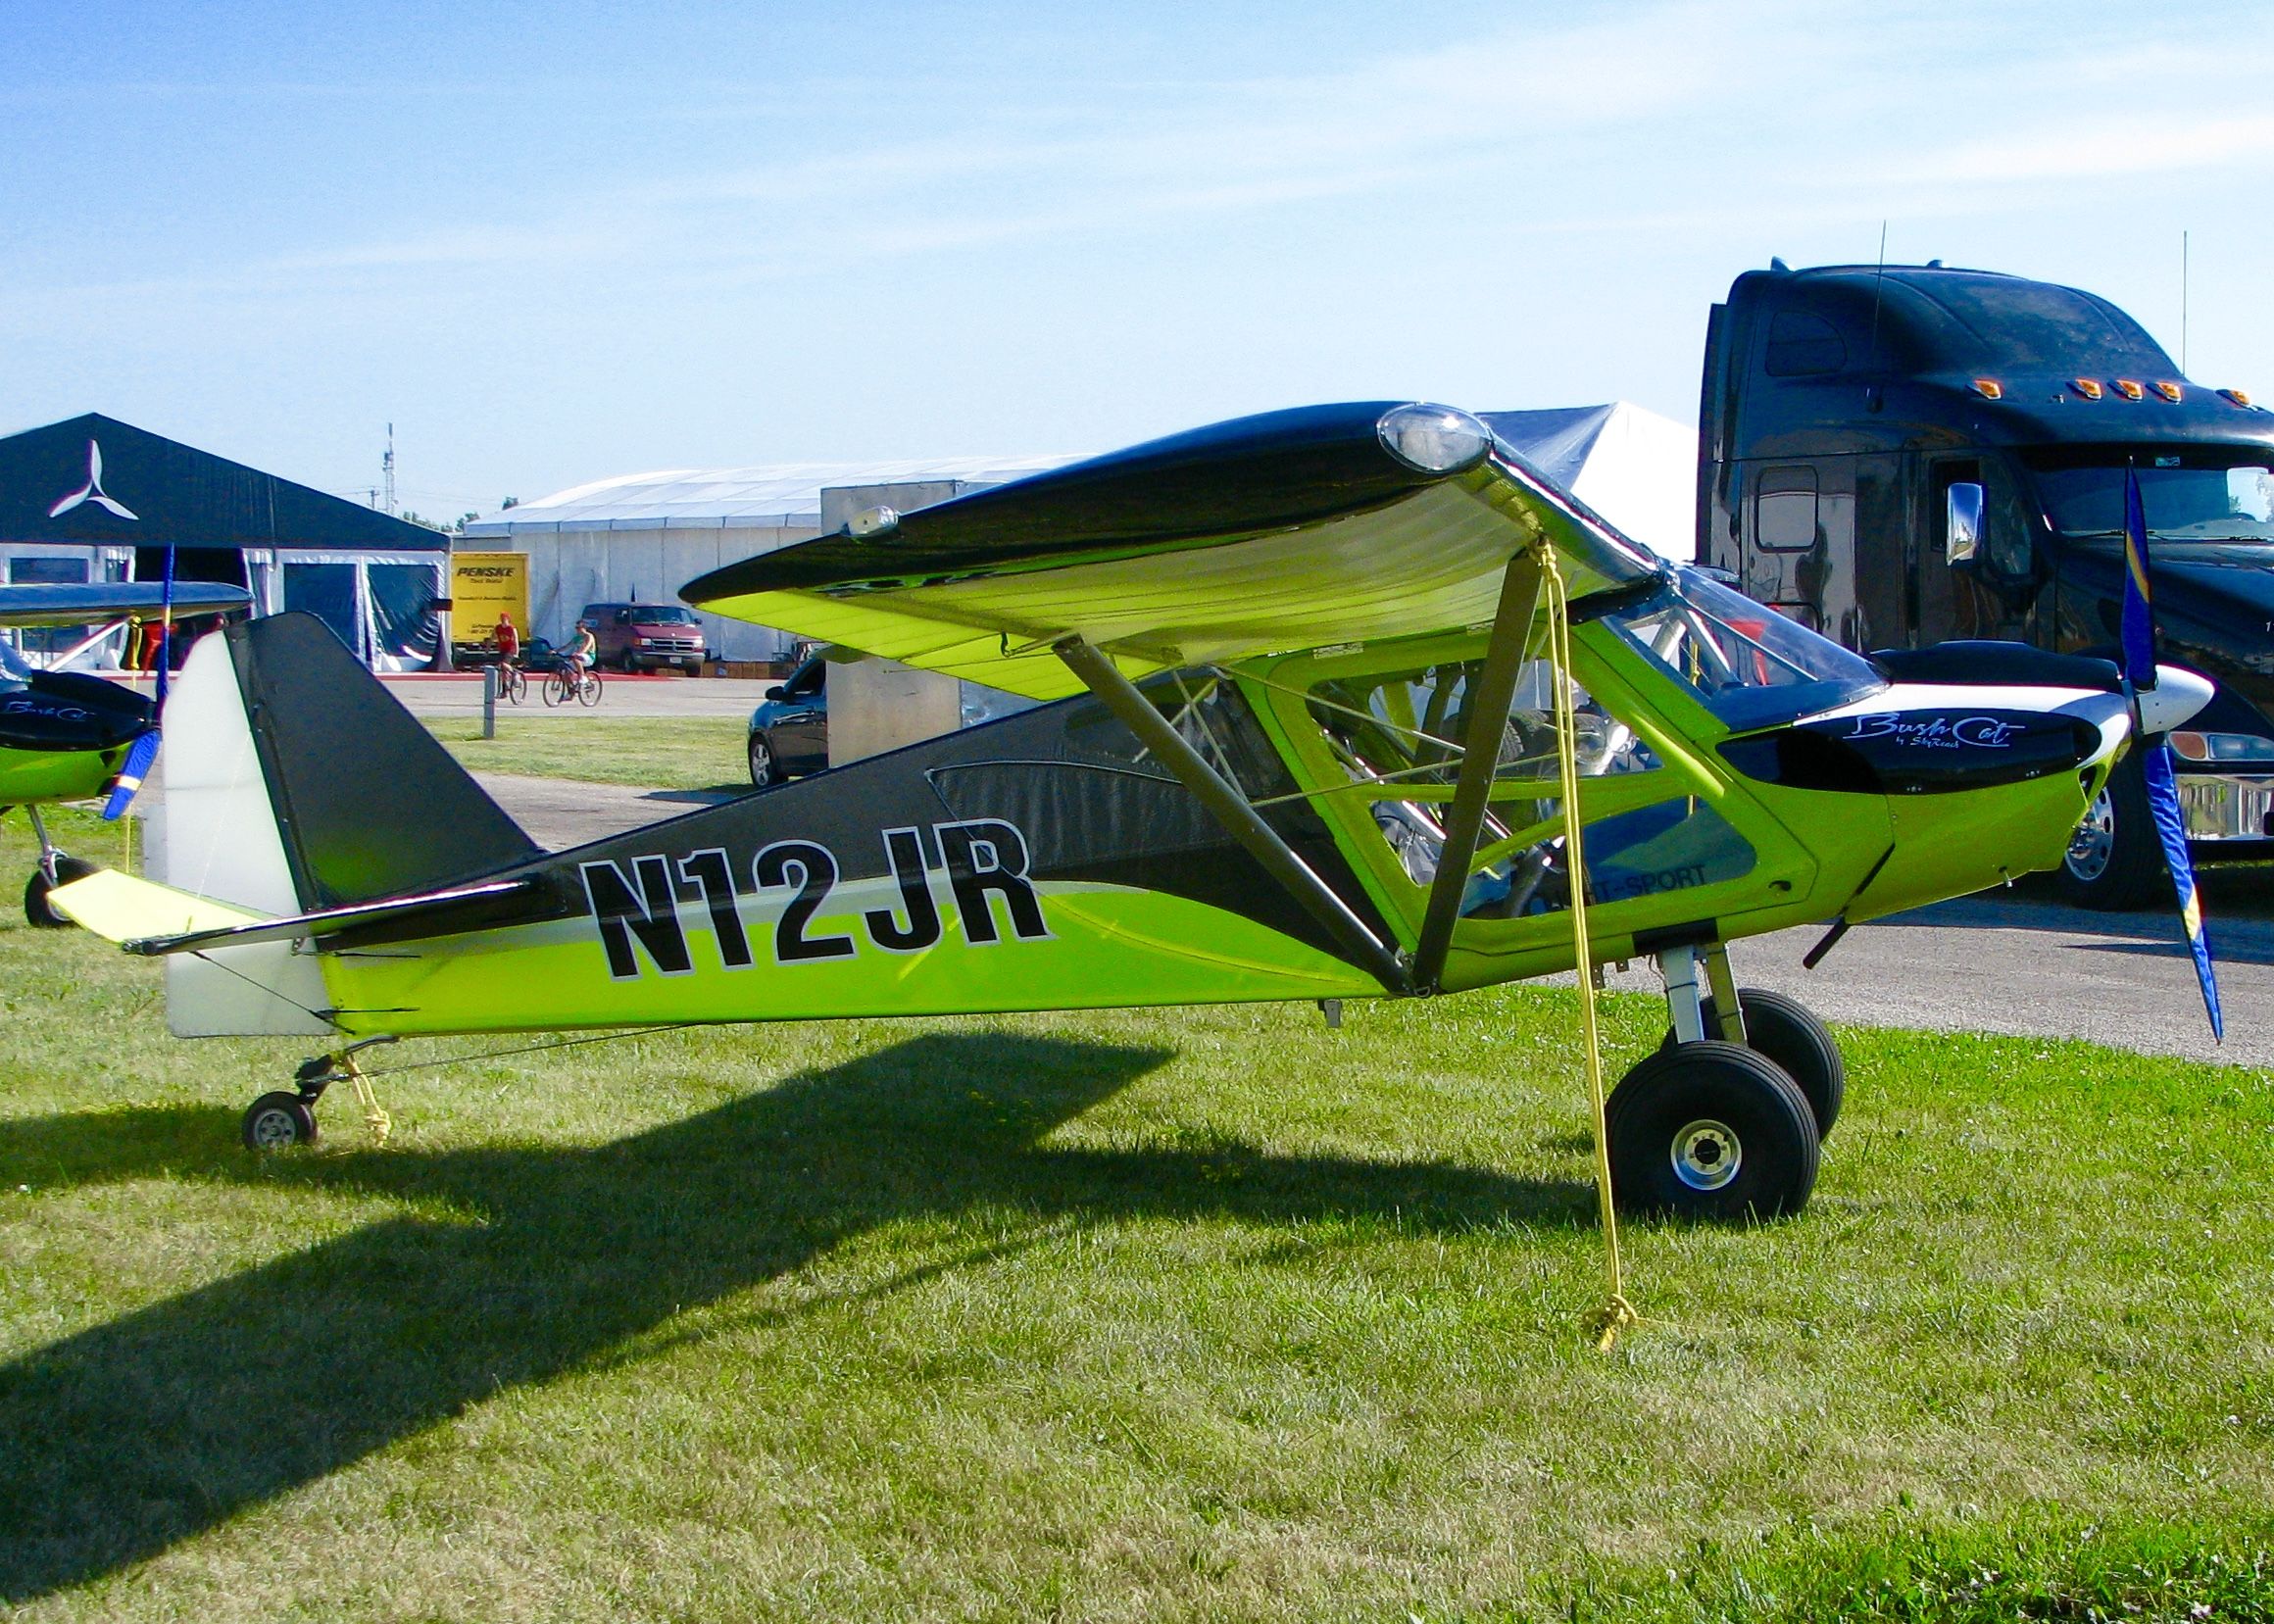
1660, 987, 1844, 1141
25, 855, 99, 929
1607, 1041, 1818, 1221
242, 1091, 319, 1151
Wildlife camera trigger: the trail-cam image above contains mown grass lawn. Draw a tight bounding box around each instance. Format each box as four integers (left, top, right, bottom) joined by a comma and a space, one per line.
1, 805, 2270, 1621
424, 714, 750, 791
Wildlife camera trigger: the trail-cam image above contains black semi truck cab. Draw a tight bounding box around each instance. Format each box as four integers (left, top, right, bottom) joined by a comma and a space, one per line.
1699, 261, 2274, 907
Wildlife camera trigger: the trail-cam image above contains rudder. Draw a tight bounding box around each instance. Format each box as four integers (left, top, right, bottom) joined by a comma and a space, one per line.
222, 612, 540, 908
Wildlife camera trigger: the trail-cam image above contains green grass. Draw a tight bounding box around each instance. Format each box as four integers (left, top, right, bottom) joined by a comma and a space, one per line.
424, 714, 750, 790
2, 804, 2271, 1620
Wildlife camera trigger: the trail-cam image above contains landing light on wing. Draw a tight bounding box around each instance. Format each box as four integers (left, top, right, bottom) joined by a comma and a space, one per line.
1375, 404, 1493, 473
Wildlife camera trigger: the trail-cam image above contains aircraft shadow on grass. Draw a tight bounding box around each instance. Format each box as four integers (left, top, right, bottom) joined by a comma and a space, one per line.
0, 1031, 1589, 1601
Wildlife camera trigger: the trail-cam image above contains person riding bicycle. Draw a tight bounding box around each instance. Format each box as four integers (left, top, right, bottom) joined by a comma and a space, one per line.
493, 612, 519, 665
564, 618, 597, 685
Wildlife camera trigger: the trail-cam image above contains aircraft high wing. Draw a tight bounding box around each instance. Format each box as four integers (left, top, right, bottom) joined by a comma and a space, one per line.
0, 578, 250, 924
0, 579, 251, 631
55, 405, 2198, 1225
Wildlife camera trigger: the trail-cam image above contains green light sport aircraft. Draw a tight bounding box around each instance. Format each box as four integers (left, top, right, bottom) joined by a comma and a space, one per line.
53, 404, 2211, 1220
0, 579, 248, 924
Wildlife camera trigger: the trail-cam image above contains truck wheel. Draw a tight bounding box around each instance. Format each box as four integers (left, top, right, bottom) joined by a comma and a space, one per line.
1659, 987, 1844, 1141
1607, 1041, 1818, 1221
2053, 753, 2166, 910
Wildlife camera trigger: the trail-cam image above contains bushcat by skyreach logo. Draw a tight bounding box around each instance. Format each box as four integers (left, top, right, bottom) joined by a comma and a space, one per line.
47, 441, 138, 521
1843, 714, 2022, 750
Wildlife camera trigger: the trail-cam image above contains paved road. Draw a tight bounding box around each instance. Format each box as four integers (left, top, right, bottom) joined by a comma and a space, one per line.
386, 673, 773, 719
472, 768, 2270, 1069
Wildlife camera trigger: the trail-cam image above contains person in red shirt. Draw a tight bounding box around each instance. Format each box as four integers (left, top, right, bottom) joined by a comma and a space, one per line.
493, 613, 520, 664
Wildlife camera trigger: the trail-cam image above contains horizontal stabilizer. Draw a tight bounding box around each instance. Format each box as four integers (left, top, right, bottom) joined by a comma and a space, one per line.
116, 876, 538, 957
51, 868, 266, 944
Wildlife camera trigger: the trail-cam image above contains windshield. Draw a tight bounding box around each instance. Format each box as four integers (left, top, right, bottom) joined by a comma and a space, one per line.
2034, 459, 2274, 544
1598, 567, 1886, 731
633, 607, 701, 625
0, 640, 32, 684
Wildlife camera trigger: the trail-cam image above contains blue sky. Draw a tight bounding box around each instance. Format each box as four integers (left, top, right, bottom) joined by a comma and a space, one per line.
5, 1, 2272, 517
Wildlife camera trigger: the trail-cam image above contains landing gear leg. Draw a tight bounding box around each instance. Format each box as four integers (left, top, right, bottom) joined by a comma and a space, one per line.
1658, 945, 1708, 1043
242, 1035, 399, 1151
22, 806, 96, 929
1698, 942, 1748, 1043
1656, 943, 1845, 1141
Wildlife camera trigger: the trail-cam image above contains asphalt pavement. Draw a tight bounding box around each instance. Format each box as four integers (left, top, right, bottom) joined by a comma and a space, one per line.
384, 672, 774, 719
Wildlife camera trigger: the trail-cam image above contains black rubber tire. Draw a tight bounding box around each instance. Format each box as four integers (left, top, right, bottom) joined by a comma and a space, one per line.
242, 1092, 319, 1151
1660, 987, 1844, 1141
748, 732, 780, 787
2053, 752, 2166, 910
24, 856, 97, 929
577, 671, 602, 707
1607, 1041, 1819, 1222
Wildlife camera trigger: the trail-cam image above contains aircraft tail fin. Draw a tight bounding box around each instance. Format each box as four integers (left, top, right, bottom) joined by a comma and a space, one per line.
174, 613, 542, 912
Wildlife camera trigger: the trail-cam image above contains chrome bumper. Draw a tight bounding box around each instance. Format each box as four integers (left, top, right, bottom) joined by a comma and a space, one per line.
2177, 771, 2274, 841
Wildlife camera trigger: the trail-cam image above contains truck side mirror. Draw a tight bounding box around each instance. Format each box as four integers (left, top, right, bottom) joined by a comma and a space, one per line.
1945, 482, 1985, 566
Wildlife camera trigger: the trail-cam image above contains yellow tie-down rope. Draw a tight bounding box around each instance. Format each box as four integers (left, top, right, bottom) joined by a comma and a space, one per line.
1535, 542, 1642, 1352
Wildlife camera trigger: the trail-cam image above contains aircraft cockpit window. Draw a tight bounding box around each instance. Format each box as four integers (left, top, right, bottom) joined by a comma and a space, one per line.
0, 639, 34, 687
1600, 567, 1885, 732
1302, 656, 1666, 905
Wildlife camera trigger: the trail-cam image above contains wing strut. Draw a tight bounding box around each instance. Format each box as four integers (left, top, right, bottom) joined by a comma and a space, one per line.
1411, 553, 1543, 992
1053, 636, 1412, 994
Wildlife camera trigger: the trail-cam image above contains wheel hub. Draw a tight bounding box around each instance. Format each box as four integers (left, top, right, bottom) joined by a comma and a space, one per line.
248, 1107, 301, 1149
2065, 787, 2115, 881
1671, 1118, 1742, 1191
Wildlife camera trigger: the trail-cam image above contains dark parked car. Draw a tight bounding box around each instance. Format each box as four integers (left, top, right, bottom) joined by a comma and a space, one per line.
746, 656, 825, 786
579, 601, 707, 674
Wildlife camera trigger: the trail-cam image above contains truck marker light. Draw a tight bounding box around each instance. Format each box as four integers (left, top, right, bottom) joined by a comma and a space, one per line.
2114, 379, 2146, 400
2221, 388, 2252, 407
1970, 377, 2003, 400
2155, 381, 2184, 402
2072, 378, 2104, 400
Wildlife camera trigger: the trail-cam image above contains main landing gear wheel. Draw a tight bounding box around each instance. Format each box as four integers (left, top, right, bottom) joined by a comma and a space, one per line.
242, 1091, 319, 1151
2054, 751, 2165, 910
25, 856, 98, 929
1660, 986, 1844, 1141
1607, 1041, 1819, 1222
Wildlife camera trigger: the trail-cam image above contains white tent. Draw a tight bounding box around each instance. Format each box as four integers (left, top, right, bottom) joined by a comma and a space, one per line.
1483, 402, 1698, 563
466, 402, 1698, 662
461, 456, 1077, 660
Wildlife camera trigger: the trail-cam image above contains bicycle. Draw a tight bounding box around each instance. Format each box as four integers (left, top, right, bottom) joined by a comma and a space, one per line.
494, 661, 527, 705
542, 664, 602, 707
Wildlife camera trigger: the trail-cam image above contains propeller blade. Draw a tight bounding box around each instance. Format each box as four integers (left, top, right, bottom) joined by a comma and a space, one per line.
2120, 462, 2223, 1041
100, 728, 160, 821
2142, 742, 2223, 1042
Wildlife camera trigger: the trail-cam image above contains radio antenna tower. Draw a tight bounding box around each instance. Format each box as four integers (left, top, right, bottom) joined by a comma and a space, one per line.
382, 423, 397, 517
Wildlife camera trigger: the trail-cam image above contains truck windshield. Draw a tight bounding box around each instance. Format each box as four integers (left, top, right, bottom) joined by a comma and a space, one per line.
2035, 461, 2274, 544
1597, 567, 1886, 731
636, 607, 701, 624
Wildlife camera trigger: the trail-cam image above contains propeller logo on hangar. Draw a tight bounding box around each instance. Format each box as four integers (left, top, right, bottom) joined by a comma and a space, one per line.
46, 440, 139, 522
